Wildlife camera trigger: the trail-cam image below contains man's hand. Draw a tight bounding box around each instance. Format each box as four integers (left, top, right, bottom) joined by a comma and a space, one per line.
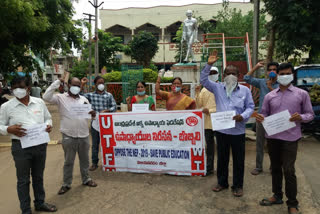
202, 108, 209, 115
208, 50, 219, 65
89, 110, 96, 119
45, 125, 52, 133
233, 115, 244, 122
266, 80, 274, 91
81, 77, 88, 86
101, 109, 110, 113
7, 124, 27, 137
253, 61, 264, 70
290, 112, 302, 122
255, 114, 265, 123
195, 85, 202, 93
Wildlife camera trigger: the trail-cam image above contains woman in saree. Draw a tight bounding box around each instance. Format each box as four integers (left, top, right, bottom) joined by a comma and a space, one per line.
126, 81, 156, 111
155, 72, 196, 110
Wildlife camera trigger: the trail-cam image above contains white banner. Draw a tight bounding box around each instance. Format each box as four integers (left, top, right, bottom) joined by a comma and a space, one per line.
99, 110, 206, 176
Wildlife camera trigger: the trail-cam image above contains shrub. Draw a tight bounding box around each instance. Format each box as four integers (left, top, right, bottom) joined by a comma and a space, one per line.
143, 68, 158, 82
161, 77, 174, 83
103, 71, 122, 82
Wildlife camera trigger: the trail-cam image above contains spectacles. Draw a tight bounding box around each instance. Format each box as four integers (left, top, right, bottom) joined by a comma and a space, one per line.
268, 69, 277, 71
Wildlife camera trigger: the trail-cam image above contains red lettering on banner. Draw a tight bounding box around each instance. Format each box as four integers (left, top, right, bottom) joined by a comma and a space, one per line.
99, 115, 116, 171
191, 147, 205, 176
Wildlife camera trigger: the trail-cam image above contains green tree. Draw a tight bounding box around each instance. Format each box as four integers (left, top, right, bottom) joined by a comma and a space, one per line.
263, 0, 320, 63
82, 30, 124, 71
70, 60, 88, 79
0, 0, 83, 77
129, 31, 159, 67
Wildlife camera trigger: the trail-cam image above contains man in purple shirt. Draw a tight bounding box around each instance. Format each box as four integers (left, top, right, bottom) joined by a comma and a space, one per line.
256, 63, 314, 214
201, 51, 255, 197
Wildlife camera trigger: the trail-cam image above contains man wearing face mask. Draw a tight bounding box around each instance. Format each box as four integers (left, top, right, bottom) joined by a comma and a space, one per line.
80, 76, 117, 171
256, 63, 314, 214
200, 51, 255, 197
195, 66, 218, 175
43, 77, 98, 195
0, 77, 57, 213
244, 61, 279, 175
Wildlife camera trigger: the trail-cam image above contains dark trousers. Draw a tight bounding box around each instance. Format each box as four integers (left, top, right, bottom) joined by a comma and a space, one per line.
267, 138, 299, 208
205, 129, 215, 173
11, 140, 47, 214
91, 126, 100, 165
216, 132, 245, 189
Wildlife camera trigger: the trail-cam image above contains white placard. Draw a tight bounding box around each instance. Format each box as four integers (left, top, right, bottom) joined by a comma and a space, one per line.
69, 104, 92, 119
92, 113, 100, 131
20, 124, 50, 149
262, 110, 296, 136
132, 104, 149, 112
210, 111, 236, 131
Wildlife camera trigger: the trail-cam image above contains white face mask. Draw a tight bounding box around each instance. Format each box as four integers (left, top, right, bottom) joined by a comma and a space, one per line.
208, 74, 219, 82
97, 84, 105, 91
277, 74, 293, 86
13, 88, 27, 99
69, 86, 80, 95
224, 75, 238, 98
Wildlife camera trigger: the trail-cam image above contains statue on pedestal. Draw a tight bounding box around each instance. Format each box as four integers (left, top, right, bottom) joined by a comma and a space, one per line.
181, 10, 199, 63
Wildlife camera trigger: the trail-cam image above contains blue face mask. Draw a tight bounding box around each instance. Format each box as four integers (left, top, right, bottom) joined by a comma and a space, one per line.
269, 71, 277, 78
137, 90, 146, 96
175, 87, 181, 92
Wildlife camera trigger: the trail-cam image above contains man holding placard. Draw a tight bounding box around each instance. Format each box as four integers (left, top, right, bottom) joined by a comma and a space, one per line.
80, 76, 117, 171
200, 51, 254, 197
256, 63, 314, 214
0, 77, 57, 213
43, 77, 98, 195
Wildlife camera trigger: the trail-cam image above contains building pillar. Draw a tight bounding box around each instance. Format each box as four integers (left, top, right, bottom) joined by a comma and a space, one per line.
131, 29, 134, 38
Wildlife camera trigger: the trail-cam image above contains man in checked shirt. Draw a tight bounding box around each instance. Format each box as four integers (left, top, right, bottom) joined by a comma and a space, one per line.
81, 76, 117, 171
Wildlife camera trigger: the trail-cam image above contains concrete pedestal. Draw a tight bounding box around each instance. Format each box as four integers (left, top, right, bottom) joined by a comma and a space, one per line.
171, 63, 199, 83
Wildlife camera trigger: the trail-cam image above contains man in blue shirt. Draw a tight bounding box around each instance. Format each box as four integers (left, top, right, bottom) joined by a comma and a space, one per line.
201, 51, 254, 197
81, 76, 117, 171
244, 61, 279, 175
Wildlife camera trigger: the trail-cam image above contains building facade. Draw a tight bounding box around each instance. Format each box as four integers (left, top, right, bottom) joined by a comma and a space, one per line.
100, 2, 258, 66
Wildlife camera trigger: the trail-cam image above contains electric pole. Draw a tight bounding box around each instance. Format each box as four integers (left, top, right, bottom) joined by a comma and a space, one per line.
252, 0, 260, 67
89, 0, 104, 77
83, 13, 95, 90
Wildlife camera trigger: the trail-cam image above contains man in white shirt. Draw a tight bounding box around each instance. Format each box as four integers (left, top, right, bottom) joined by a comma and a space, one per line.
0, 77, 57, 214
43, 77, 97, 195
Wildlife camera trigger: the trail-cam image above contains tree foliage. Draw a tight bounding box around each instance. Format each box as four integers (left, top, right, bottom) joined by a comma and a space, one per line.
129, 31, 159, 67
263, 0, 320, 62
82, 30, 124, 71
0, 0, 83, 77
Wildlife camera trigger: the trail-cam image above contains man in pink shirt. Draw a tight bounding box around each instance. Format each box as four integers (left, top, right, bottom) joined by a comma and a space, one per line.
256, 63, 314, 214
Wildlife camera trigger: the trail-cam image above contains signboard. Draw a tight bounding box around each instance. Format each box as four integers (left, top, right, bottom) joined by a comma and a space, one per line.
99, 110, 206, 176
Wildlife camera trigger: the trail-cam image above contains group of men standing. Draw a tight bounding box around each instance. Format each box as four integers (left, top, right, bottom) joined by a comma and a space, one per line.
0, 51, 315, 214
0, 75, 116, 214
200, 51, 314, 214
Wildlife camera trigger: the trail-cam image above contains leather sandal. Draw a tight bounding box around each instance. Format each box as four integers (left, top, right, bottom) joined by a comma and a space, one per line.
83, 180, 98, 187
58, 186, 71, 195
260, 196, 283, 206
212, 184, 228, 192
35, 202, 57, 212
